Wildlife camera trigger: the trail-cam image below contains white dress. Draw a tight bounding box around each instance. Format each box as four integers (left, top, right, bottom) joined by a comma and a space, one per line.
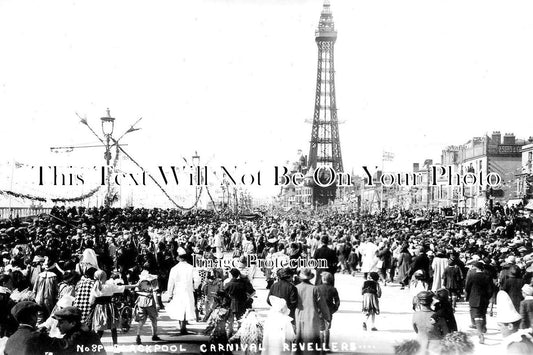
431, 257, 449, 292
359, 242, 379, 273
167, 261, 200, 321
262, 300, 295, 355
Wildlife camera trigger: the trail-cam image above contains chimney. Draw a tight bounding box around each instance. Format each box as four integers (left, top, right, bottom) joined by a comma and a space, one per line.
491, 131, 501, 145
413, 163, 419, 172
528, 136, 533, 143
503, 133, 516, 145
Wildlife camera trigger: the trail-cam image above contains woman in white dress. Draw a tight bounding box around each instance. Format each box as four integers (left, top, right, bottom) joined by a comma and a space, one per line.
358, 237, 379, 279
262, 295, 295, 355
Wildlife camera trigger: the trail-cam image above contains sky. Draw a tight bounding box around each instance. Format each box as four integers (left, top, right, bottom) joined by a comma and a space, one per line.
1, 0, 533, 207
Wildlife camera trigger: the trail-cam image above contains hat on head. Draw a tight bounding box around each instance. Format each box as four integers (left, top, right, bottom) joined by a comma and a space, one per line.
496, 291, 521, 323
522, 284, 533, 297
139, 270, 157, 282
11, 301, 40, 321
417, 291, 434, 304
471, 261, 484, 270
56, 295, 75, 309
53, 306, 82, 322
32, 255, 45, 263
298, 268, 314, 281
277, 267, 292, 280
177, 247, 187, 256
268, 295, 289, 315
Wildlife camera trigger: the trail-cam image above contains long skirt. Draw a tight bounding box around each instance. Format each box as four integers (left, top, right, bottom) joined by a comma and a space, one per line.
362, 293, 380, 316
91, 297, 118, 332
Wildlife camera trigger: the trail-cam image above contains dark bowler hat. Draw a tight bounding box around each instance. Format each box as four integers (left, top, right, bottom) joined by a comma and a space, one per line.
53, 306, 82, 322
11, 301, 41, 321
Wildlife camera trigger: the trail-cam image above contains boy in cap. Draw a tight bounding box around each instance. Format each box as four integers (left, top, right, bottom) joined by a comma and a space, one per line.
412, 291, 448, 354
4, 301, 68, 355
53, 306, 105, 355
519, 283, 533, 329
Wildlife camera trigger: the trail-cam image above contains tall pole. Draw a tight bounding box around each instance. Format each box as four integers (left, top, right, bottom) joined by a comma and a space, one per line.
104, 135, 112, 207
426, 165, 430, 210
381, 151, 384, 211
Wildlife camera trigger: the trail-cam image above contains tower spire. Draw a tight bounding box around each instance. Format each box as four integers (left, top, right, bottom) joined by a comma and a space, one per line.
308, 0, 344, 206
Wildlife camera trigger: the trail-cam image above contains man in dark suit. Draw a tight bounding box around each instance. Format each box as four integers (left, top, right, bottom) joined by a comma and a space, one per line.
465, 262, 494, 344
267, 267, 298, 319
224, 268, 255, 336
313, 235, 338, 286
4, 301, 68, 355
408, 246, 430, 281
53, 306, 105, 355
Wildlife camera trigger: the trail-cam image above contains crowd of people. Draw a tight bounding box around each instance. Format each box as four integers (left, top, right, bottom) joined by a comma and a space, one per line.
0, 204, 531, 354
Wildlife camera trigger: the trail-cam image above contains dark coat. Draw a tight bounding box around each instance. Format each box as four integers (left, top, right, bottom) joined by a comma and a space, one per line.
294, 281, 331, 355
434, 300, 458, 332
267, 278, 298, 319
56, 324, 106, 355
408, 253, 430, 280
443, 265, 463, 290
224, 277, 254, 318
396, 252, 411, 284
316, 284, 340, 317
520, 298, 533, 329
376, 247, 392, 269
501, 276, 524, 312
465, 271, 494, 308
4, 325, 67, 355
313, 245, 338, 286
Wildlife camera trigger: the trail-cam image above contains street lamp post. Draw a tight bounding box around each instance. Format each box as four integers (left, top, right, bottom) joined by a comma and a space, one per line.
100, 109, 115, 207
192, 151, 200, 209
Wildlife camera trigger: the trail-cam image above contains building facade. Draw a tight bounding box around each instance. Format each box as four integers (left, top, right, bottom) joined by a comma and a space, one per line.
440, 132, 529, 213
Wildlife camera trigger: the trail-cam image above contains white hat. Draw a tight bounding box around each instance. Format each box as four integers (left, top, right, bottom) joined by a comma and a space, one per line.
177, 247, 187, 256
139, 270, 157, 282
268, 295, 288, 314
496, 291, 521, 324
56, 295, 74, 309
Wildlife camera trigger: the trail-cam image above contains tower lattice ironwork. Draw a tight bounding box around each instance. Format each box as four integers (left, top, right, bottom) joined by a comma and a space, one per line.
308, 0, 344, 205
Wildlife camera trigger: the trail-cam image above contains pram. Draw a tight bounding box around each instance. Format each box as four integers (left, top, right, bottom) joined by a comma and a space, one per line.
113, 288, 136, 333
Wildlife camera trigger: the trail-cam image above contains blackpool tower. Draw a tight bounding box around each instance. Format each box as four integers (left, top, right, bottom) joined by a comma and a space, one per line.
308, 0, 344, 205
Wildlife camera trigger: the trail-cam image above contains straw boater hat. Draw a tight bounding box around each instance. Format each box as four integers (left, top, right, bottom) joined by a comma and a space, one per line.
496, 291, 522, 324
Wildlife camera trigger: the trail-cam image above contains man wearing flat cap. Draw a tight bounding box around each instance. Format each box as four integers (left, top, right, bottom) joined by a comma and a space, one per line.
4, 301, 68, 355
465, 261, 494, 344
53, 306, 105, 355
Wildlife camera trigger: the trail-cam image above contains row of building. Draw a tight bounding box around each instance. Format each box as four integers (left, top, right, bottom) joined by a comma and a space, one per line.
361, 131, 533, 213
278, 132, 533, 213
